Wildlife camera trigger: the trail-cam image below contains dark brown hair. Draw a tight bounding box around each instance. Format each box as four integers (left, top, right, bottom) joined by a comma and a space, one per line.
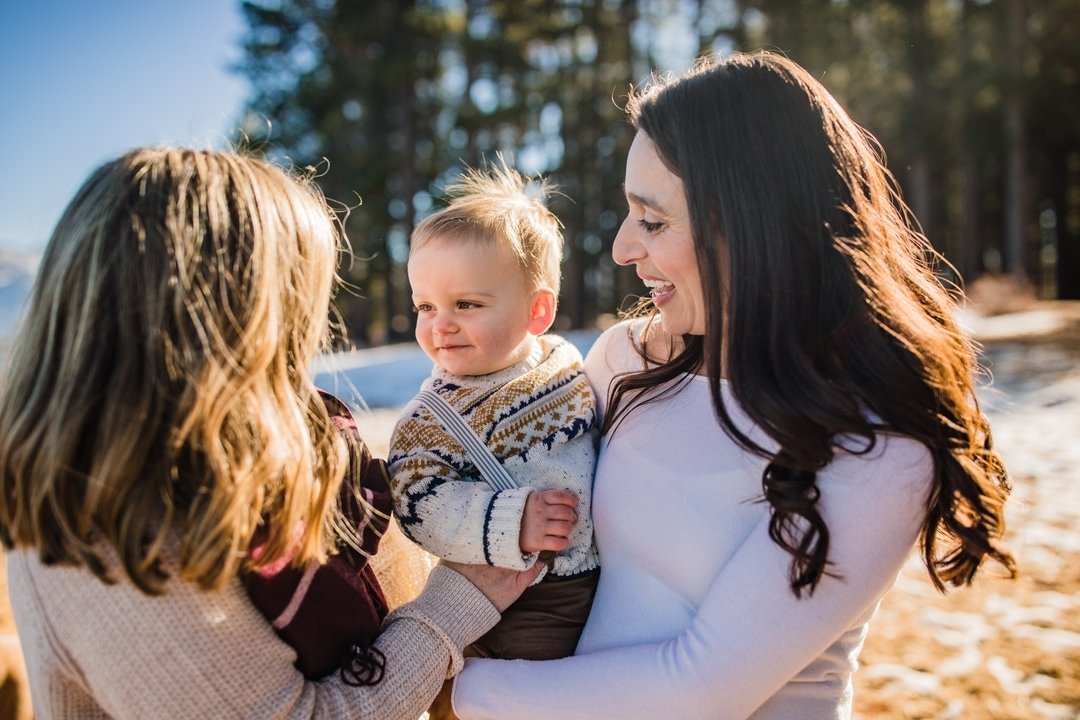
606, 52, 1015, 596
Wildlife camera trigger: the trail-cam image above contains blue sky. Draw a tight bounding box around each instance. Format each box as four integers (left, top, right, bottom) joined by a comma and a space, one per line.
0, 1, 712, 259
0, 0, 249, 255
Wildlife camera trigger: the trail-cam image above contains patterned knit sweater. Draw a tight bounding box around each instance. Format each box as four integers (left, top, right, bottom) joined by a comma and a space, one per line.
388, 334, 599, 578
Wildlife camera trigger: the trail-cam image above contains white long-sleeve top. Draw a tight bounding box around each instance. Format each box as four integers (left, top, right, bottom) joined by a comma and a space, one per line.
452, 319, 933, 719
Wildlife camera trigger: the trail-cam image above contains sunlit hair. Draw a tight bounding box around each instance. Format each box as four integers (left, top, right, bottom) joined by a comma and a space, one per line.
0, 147, 361, 594
411, 158, 564, 297
608, 51, 1015, 596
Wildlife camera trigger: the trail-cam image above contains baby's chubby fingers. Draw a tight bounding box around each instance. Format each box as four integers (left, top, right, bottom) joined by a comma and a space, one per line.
535, 488, 579, 512
520, 489, 581, 553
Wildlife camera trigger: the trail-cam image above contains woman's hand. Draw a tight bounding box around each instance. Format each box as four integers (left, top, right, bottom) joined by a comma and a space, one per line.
441, 560, 544, 612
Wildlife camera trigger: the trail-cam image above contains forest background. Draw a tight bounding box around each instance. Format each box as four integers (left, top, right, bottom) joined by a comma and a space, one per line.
232, 0, 1079, 347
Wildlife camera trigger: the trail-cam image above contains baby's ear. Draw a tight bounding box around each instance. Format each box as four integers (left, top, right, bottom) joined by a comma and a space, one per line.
528, 288, 557, 335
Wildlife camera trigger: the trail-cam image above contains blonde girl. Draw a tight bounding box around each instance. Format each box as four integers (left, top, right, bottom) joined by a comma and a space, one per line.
0, 147, 536, 719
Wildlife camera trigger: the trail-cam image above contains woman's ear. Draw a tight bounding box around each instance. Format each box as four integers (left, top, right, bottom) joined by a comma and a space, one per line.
528, 288, 557, 335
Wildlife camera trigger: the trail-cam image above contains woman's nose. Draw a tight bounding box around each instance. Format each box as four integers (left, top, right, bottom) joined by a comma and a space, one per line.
611, 216, 642, 267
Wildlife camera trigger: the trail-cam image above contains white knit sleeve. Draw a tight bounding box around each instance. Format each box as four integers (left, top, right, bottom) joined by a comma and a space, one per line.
388, 410, 537, 570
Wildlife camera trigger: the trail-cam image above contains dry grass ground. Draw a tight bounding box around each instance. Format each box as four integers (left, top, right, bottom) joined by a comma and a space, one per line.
0, 553, 31, 720
852, 301, 1080, 720
0, 298, 1077, 720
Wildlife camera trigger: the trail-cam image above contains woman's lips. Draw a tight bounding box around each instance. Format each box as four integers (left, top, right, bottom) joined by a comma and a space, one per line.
641, 277, 675, 304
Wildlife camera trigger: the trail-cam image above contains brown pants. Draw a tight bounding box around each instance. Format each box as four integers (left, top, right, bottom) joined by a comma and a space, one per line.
426, 568, 599, 719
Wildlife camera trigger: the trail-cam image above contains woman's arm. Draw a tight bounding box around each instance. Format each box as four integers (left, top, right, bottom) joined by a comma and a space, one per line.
10, 553, 510, 720
452, 435, 933, 719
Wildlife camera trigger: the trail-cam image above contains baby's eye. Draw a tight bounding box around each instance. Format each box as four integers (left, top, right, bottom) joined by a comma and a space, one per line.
412, 303, 433, 313
457, 300, 481, 310
638, 218, 664, 234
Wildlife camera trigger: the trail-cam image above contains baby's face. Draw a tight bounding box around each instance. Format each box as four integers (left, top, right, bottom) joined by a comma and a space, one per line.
408, 238, 540, 376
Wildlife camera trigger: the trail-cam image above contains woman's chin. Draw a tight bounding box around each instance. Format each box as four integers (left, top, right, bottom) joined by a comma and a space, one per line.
656, 312, 706, 341
656, 312, 687, 337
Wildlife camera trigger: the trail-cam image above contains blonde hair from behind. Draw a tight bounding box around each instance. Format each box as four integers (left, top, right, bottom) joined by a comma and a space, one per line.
0, 147, 353, 593
411, 158, 564, 297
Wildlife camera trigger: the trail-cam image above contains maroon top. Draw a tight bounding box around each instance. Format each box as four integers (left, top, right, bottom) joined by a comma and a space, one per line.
245, 392, 392, 680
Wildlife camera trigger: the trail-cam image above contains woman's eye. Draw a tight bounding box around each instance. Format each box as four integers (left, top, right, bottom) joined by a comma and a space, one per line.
638, 218, 664, 233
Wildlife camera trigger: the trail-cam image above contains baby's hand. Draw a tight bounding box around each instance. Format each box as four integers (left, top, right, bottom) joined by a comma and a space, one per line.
519, 489, 578, 555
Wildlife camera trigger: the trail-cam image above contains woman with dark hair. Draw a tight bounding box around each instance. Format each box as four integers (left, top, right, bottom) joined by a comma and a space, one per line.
451, 51, 1014, 719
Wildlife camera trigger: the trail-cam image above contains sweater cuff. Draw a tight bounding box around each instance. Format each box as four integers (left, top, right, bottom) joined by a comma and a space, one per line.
386, 564, 501, 677
484, 486, 536, 570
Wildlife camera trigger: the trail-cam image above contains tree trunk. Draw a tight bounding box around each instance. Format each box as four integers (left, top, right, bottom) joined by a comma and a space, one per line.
1003, 0, 1028, 279
959, 0, 981, 284
1057, 151, 1080, 299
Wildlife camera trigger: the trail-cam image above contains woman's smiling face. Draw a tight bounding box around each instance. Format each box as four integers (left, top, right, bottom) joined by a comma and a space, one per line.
612, 131, 706, 337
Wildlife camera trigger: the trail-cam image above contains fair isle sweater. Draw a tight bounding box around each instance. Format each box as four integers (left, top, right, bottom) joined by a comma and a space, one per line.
388, 334, 599, 578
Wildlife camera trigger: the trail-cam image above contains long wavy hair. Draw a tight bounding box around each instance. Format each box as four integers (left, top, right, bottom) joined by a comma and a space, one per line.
606, 51, 1015, 596
0, 147, 356, 593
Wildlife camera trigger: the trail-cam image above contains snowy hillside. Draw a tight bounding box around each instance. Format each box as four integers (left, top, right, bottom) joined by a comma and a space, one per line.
311, 329, 601, 410
0, 253, 592, 410
0, 252, 38, 341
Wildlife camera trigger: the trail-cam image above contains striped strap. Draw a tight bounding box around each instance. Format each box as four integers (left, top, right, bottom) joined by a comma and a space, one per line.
415, 389, 518, 493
